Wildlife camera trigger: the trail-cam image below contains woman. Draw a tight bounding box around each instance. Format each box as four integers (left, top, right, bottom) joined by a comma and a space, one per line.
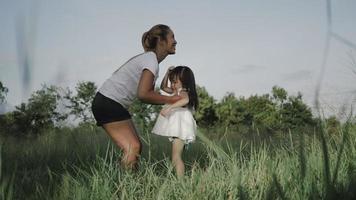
91, 24, 181, 169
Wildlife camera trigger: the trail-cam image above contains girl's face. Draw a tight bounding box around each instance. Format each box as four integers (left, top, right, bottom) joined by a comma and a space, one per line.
161, 29, 177, 55
171, 76, 182, 91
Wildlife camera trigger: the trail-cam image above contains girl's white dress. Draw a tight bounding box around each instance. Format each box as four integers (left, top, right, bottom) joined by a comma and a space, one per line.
152, 90, 197, 144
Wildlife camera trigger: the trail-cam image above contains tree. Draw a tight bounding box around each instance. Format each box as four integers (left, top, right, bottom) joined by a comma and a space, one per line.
271, 86, 288, 128
240, 94, 279, 130
64, 81, 97, 123
0, 81, 8, 104
2, 85, 66, 135
195, 86, 218, 127
280, 92, 315, 129
272, 86, 287, 106
215, 92, 244, 133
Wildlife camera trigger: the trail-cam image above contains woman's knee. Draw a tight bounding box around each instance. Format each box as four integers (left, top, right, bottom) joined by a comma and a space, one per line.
124, 141, 141, 155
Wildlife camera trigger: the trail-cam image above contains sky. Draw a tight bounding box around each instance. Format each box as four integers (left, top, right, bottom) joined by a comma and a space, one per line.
1, 0, 356, 118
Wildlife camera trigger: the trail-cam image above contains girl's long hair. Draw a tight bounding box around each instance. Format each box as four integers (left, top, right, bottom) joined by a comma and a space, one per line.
169, 66, 198, 110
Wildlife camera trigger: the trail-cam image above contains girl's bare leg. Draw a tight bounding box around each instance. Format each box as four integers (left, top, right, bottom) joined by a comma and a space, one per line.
102, 119, 141, 169
172, 138, 185, 177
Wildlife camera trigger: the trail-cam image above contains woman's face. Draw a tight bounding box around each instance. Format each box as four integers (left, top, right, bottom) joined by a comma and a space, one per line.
163, 29, 177, 55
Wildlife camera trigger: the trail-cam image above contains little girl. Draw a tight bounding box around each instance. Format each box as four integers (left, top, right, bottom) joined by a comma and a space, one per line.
152, 66, 198, 177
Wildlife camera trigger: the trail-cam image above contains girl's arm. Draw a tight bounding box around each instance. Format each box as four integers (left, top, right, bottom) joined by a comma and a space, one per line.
160, 67, 174, 94
137, 69, 181, 104
160, 91, 189, 116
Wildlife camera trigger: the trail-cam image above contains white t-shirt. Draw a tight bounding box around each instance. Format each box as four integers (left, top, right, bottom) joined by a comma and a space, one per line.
99, 51, 159, 108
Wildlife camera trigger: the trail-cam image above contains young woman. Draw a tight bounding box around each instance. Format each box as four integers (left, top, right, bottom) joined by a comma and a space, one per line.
91, 24, 181, 169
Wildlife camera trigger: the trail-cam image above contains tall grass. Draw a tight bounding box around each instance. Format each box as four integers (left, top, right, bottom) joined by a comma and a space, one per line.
0, 145, 14, 200
1, 122, 356, 199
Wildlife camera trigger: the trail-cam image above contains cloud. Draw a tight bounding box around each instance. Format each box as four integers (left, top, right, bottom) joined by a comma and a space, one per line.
283, 70, 313, 81
228, 64, 266, 74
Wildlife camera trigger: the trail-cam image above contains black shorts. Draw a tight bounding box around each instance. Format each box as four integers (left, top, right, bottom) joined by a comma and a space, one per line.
91, 92, 131, 126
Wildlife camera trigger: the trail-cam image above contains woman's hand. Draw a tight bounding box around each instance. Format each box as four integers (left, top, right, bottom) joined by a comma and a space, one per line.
168, 95, 182, 104
160, 107, 172, 117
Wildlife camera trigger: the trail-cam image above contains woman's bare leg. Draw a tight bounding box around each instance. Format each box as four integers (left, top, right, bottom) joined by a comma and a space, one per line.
172, 138, 185, 177
102, 119, 141, 169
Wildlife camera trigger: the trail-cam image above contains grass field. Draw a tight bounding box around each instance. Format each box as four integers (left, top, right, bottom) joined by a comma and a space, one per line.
1, 122, 356, 200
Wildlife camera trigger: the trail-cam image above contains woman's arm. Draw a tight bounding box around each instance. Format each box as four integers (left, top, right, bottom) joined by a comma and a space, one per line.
167, 91, 189, 108
160, 91, 189, 116
137, 69, 180, 104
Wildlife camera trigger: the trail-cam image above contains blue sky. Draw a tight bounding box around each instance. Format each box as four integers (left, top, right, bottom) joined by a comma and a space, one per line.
1, 0, 356, 117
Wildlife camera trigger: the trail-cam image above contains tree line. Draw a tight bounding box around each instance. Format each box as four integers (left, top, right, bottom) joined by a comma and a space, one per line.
0, 81, 342, 137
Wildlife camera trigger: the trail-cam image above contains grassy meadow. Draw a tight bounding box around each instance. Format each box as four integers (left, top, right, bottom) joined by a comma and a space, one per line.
1, 122, 356, 200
